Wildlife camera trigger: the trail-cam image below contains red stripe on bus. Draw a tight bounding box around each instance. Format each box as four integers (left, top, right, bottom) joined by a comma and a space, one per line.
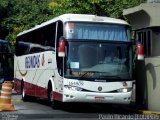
14, 79, 48, 99
14, 79, 22, 93
14, 79, 63, 101
53, 92, 62, 101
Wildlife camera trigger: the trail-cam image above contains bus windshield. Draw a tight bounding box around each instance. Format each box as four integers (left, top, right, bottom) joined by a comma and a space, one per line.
64, 41, 132, 80
64, 22, 132, 80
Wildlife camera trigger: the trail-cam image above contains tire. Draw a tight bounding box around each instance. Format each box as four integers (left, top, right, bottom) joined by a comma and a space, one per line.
48, 85, 59, 109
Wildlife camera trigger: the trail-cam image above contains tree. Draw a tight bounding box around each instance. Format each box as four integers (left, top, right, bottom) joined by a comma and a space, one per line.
48, 0, 146, 18
0, 0, 146, 47
0, 0, 8, 39
1, 0, 54, 45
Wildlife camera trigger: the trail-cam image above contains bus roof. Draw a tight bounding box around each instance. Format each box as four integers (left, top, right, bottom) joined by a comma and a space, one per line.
17, 14, 129, 37
0, 39, 8, 43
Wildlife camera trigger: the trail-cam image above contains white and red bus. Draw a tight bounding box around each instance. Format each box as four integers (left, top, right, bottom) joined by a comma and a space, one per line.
14, 14, 133, 108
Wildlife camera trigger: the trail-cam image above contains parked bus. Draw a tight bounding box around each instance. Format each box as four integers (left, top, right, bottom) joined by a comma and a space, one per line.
14, 14, 133, 107
0, 39, 13, 84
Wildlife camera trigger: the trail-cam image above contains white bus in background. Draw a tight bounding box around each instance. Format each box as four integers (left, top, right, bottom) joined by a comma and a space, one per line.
0, 39, 13, 84
14, 14, 133, 108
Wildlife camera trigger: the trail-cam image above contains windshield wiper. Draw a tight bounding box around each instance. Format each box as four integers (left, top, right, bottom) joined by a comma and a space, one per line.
78, 71, 96, 80
78, 71, 122, 80
99, 75, 122, 79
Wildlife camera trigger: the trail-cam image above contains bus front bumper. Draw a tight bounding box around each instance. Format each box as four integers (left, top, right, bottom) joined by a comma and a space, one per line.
63, 90, 132, 104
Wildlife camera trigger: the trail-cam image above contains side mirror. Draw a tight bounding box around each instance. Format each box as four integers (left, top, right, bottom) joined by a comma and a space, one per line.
58, 37, 66, 57
137, 42, 144, 60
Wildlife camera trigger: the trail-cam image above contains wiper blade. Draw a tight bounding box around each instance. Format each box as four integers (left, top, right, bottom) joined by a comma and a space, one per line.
99, 75, 122, 79
78, 71, 96, 80
78, 71, 121, 80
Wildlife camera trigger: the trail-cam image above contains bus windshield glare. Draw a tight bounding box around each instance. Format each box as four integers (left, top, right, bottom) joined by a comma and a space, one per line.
64, 22, 132, 80
64, 42, 132, 80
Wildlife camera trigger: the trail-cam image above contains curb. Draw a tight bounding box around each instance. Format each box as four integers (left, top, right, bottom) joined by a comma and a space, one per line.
121, 106, 160, 116
138, 110, 160, 116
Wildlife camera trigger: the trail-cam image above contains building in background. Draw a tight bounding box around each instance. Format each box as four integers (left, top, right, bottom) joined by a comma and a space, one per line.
123, 0, 160, 112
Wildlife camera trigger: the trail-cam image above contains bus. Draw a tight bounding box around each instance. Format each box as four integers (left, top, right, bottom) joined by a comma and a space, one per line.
14, 14, 133, 107
0, 39, 13, 85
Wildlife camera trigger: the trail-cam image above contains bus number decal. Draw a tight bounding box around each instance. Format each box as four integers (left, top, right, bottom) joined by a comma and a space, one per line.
25, 55, 40, 68
69, 81, 84, 86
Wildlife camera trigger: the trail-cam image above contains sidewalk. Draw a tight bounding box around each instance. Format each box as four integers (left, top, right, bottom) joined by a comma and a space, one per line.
122, 104, 160, 117
123, 82, 160, 116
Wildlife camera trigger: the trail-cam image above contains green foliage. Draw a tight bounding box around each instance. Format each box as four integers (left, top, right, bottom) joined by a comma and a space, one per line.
48, 0, 146, 18
0, 0, 54, 45
0, 0, 146, 48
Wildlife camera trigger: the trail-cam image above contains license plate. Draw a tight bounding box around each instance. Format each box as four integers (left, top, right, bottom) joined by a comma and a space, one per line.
95, 96, 105, 101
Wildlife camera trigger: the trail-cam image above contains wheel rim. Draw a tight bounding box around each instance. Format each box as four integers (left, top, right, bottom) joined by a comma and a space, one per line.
50, 91, 53, 102
22, 88, 24, 98
22, 87, 25, 99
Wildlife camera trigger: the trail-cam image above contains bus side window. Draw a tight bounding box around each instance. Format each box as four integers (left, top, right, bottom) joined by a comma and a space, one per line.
56, 21, 63, 44
40, 22, 56, 50
29, 47, 44, 54
3, 45, 7, 52
56, 21, 64, 76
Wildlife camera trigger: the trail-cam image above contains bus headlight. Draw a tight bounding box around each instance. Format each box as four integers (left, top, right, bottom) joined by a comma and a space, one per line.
64, 85, 83, 91
117, 88, 132, 93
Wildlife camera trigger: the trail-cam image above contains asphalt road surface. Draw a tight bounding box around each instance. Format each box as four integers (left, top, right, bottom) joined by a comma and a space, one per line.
0, 91, 158, 120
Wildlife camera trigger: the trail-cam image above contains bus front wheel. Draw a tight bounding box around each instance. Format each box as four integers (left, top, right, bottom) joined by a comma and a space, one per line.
48, 85, 58, 109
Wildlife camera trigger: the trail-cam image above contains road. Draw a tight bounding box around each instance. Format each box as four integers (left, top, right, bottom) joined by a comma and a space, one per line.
0, 91, 158, 120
